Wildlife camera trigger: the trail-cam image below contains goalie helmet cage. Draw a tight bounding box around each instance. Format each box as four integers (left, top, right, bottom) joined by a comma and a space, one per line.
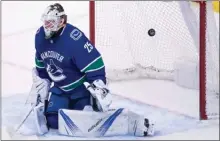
89, 1, 219, 120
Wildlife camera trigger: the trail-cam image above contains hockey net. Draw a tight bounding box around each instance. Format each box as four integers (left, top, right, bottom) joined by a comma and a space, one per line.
89, 1, 219, 120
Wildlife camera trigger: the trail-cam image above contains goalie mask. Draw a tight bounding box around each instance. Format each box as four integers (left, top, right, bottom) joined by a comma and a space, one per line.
41, 3, 67, 39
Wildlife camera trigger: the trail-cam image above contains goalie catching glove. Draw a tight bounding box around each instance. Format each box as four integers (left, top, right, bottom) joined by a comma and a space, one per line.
84, 80, 112, 112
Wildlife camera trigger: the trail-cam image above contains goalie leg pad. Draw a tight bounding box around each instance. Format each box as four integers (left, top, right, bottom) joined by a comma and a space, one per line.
58, 108, 154, 137
33, 103, 49, 135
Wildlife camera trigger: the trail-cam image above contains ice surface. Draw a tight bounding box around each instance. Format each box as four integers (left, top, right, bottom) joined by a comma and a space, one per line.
2, 91, 219, 140
2, 92, 219, 140
1, 1, 219, 140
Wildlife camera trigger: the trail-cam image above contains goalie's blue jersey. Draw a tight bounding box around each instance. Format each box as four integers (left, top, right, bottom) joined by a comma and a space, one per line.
35, 23, 106, 95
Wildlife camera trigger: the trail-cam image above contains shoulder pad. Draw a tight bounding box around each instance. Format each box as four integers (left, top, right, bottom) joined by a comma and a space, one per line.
36, 27, 42, 35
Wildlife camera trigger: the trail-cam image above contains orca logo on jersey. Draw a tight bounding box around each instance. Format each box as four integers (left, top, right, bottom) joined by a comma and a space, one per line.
46, 59, 66, 82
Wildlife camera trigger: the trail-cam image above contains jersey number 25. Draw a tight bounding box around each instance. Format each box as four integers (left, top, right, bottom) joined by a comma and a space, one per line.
84, 42, 94, 53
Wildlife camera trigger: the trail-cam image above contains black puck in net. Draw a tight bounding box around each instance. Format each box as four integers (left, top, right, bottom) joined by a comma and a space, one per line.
148, 28, 156, 36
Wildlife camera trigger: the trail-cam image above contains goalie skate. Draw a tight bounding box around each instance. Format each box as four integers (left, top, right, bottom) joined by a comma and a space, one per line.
129, 115, 155, 137
143, 118, 154, 136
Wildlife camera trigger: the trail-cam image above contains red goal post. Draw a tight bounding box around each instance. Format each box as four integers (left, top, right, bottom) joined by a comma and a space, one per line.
89, 1, 219, 120
199, 1, 207, 120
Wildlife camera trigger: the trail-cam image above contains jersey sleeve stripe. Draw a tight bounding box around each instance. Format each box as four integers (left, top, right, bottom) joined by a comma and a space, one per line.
35, 58, 45, 68
60, 75, 86, 92
81, 56, 104, 73
85, 65, 105, 73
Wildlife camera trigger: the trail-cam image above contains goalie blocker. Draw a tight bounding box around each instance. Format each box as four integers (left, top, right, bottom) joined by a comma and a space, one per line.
58, 108, 154, 137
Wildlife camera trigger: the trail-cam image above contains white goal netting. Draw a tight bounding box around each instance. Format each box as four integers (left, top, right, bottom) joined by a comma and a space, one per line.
91, 1, 219, 119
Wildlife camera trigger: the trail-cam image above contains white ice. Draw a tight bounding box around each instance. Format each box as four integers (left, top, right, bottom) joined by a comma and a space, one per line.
1, 1, 219, 140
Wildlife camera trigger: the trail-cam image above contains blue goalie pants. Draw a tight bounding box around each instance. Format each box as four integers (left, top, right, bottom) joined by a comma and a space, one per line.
45, 85, 98, 129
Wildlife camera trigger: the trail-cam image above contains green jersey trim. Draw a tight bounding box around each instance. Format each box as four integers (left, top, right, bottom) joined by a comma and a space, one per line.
81, 56, 105, 73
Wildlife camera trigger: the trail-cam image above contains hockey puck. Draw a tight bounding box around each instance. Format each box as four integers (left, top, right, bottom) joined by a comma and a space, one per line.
148, 28, 155, 36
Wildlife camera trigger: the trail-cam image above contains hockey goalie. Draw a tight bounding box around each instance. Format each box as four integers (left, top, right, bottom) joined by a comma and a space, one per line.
26, 3, 154, 137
